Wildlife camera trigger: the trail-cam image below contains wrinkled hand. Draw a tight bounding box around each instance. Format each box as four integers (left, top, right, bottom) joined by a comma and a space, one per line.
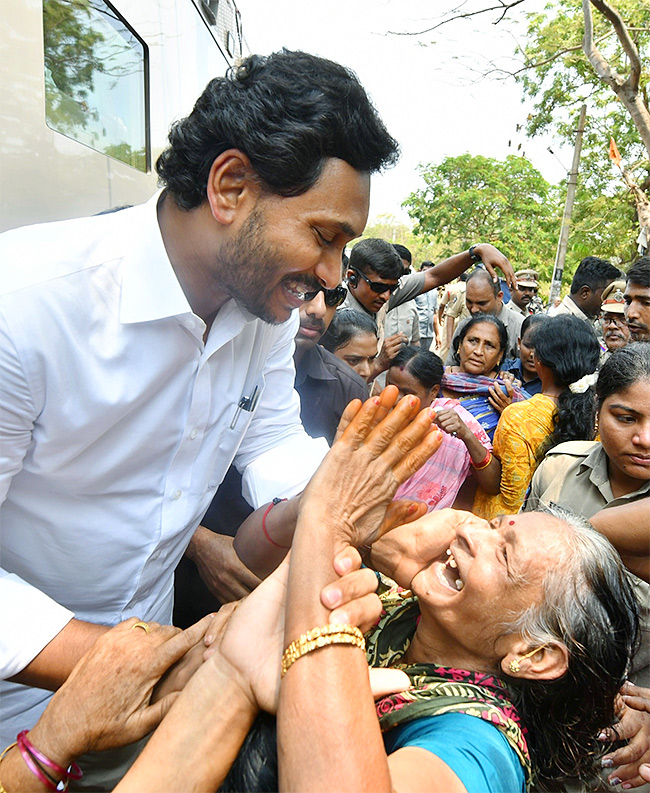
473, 243, 516, 290
434, 407, 472, 443
601, 683, 650, 787
488, 379, 513, 414
151, 615, 217, 705
214, 547, 382, 714
370, 508, 483, 589
35, 616, 215, 760
192, 530, 261, 603
302, 387, 443, 548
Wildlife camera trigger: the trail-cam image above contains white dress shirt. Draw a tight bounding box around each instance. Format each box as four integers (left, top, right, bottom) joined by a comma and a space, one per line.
0, 195, 327, 741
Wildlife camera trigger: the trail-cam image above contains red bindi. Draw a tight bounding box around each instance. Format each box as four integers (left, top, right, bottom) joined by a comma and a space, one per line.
508, 520, 515, 525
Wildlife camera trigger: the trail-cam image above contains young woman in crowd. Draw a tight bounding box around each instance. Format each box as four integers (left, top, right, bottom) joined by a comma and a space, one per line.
500, 313, 548, 396
319, 308, 378, 383
525, 342, 650, 789
441, 314, 527, 440
474, 315, 601, 519
385, 346, 500, 509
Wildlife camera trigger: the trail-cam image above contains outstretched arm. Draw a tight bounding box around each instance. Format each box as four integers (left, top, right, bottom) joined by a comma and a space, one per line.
419, 244, 516, 294
589, 500, 649, 583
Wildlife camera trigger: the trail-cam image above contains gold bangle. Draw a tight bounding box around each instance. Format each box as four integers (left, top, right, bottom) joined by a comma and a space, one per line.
0, 741, 17, 793
281, 624, 365, 678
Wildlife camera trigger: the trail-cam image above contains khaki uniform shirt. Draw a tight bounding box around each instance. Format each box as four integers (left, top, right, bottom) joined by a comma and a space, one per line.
524, 440, 650, 684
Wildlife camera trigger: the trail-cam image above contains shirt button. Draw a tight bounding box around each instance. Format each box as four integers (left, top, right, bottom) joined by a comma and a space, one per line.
172, 488, 182, 500
189, 428, 198, 440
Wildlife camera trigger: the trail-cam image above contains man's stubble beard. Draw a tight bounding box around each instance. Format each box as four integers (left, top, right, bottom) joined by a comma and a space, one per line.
215, 207, 321, 325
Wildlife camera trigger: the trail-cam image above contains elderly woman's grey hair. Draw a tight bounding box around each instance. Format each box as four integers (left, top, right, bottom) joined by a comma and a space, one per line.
504, 504, 639, 787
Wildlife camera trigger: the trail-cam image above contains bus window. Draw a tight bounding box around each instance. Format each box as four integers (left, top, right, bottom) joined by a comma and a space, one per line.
42, 0, 150, 172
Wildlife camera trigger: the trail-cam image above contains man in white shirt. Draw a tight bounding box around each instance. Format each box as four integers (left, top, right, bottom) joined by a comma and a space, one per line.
0, 50, 400, 781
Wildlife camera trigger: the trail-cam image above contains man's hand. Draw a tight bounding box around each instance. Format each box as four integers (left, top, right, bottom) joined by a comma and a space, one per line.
370, 508, 482, 588
473, 243, 517, 290
372, 332, 407, 377
187, 527, 260, 604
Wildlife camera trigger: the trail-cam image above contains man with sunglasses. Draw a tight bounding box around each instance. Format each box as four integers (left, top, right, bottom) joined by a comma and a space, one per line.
342, 237, 515, 381
293, 284, 368, 443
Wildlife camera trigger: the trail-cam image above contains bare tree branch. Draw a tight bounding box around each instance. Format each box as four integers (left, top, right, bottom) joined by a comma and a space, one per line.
387, 0, 527, 36
589, 0, 642, 89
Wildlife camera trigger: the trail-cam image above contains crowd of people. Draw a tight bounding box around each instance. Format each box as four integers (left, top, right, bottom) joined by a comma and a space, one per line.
1, 48, 650, 793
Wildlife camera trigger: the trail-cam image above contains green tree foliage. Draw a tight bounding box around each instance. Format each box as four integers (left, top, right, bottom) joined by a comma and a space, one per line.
514, 0, 649, 263
403, 153, 561, 279
357, 216, 444, 264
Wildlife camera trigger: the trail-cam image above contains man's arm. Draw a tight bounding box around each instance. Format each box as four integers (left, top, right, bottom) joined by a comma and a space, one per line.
420, 243, 516, 295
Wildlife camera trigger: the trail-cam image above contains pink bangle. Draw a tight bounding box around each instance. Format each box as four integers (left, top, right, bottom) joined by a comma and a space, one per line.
262, 498, 290, 549
17, 731, 82, 788
17, 739, 57, 791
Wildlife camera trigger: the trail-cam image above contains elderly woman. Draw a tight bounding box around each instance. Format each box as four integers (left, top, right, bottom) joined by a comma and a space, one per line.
1, 391, 639, 793
127, 390, 636, 793
441, 314, 527, 441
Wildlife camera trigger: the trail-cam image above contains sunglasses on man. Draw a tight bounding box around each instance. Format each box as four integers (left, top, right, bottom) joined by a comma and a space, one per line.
300, 284, 348, 307
350, 267, 399, 295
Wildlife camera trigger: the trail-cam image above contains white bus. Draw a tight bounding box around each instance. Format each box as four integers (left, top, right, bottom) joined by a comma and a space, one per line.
0, 0, 245, 232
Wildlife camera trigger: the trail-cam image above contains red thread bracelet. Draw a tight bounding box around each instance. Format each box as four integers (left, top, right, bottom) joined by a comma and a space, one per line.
262, 498, 290, 549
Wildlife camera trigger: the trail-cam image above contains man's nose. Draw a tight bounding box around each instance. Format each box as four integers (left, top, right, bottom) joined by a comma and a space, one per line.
315, 249, 345, 290
305, 290, 327, 319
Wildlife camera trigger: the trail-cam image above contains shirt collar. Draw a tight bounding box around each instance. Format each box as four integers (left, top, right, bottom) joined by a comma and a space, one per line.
119, 192, 194, 325
577, 443, 650, 501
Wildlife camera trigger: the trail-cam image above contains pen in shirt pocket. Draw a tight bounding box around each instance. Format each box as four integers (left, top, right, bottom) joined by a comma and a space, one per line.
230, 385, 260, 429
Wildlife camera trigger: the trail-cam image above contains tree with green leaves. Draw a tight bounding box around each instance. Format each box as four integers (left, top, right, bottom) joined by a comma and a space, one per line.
403, 153, 561, 279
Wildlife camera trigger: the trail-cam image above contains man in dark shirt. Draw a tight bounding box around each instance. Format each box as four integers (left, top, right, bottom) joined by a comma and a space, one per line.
293, 285, 368, 444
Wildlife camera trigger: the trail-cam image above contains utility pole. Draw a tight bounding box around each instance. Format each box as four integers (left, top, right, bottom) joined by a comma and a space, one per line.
548, 104, 587, 307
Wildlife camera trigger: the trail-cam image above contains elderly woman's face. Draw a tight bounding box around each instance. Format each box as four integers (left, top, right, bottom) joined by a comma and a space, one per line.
411, 513, 568, 667
599, 378, 650, 494
458, 322, 503, 376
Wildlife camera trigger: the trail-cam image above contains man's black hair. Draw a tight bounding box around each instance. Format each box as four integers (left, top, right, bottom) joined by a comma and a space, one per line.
392, 243, 412, 264
156, 50, 399, 210
569, 257, 622, 295
626, 257, 650, 287
349, 238, 403, 280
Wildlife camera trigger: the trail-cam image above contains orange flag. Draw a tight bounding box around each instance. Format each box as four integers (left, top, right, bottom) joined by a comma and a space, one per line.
609, 137, 622, 167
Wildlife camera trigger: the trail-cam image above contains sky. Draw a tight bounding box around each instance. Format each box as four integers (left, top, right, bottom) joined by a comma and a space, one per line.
235, 0, 570, 225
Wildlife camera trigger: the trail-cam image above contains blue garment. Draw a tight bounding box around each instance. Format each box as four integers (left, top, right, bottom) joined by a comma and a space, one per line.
501, 358, 543, 397
383, 712, 525, 793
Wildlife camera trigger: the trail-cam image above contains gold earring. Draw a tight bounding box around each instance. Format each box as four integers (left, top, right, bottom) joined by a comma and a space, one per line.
508, 645, 548, 674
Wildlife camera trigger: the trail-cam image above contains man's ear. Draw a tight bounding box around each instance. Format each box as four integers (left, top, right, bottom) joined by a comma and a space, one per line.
206, 149, 260, 226
497, 290, 504, 301
501, 640, 569, 681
